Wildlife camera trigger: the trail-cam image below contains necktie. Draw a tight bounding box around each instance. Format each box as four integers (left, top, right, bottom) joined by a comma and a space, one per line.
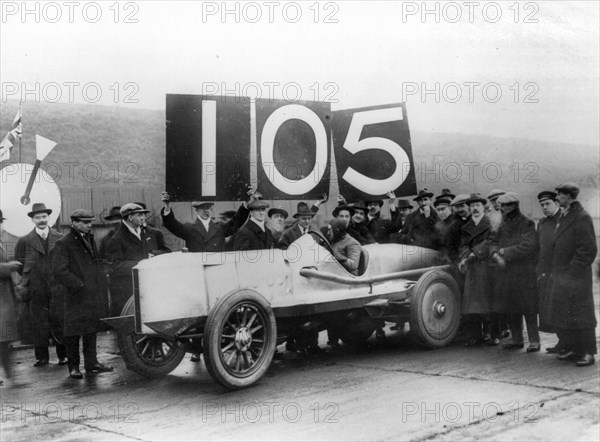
40, 231, 47, 240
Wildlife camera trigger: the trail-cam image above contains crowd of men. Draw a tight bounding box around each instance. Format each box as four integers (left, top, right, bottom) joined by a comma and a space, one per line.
0, 181, 598, 385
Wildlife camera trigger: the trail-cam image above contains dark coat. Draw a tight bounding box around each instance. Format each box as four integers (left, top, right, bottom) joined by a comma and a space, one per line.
14, 228, 63, 346
233, 219, 277, 251
51, 228, 109, 336
536, 212, 559, 332
398, 208, 440, 249
279, 223, 308, 249
435, 214, 464, 264
161, 205, 247, 253
348, 222, 376, 245
459, 216, 493, 315
0, 240, 19, 342
99, 225, 120, 259
491, 210, 538, 314
546, 201, 597, 330
367, 211, 401, 244
105, 223, 171, 316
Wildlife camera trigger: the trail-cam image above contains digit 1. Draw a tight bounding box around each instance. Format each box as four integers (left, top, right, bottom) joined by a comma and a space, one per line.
109, 2, 119, 23
309, 2, 319, 22
201, 100, 217, 197
509, 2, 519, 23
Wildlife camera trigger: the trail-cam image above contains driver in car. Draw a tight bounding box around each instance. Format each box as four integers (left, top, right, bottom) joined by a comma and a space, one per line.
327, 219, 362, 276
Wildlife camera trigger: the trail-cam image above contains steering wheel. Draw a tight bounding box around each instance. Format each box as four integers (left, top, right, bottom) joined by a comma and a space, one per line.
307, 228, 334, 255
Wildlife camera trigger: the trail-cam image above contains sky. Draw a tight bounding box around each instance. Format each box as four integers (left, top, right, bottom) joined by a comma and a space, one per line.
1, 1, 599, 145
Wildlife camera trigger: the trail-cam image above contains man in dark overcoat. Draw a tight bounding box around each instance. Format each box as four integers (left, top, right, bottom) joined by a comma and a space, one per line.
365, 195, 400, 244
14, 202, 67, 367
347, 201, 376, 245
434, 197, 463, 264
535, 191, 562, 352
105, 203, 171, 317
548, 182, 597, 366
233, 200, 276, 251
98, 206, 121, 259
458, 193, 493, 346
489, 192, 539, 352
278, 202, 318, 249
160, 192, 249, 253
51, 210, 113, 379
398, 189, 440, 249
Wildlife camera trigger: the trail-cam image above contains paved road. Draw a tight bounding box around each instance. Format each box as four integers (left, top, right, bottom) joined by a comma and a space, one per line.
1, 322, 599, 441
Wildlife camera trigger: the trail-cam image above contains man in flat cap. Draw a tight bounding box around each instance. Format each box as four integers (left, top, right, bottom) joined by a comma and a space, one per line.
99, 206, 122, 260
489, 192, 539, 352
398, 189, 440, 249
234, 200, 277, 251
105, 203, 171, 317
51, 210, 112, 379
160, 190, 254, 253
535, 191, 562, 352
458, 193, 493, 346
547, 182, 597, 366
14, 202, 67, 367
434, 197, 462, 264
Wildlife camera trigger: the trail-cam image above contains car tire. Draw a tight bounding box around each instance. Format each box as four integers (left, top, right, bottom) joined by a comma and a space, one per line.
203, 290, 277, 390
117, 296, 186, 377
409, 269, 461, 348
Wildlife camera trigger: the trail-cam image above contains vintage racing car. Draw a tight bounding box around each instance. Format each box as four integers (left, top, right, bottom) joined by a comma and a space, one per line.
104, 231, 461, 390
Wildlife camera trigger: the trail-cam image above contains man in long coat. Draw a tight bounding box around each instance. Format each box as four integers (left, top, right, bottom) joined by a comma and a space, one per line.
365, 195, 400, 244
51, 210, 113, 379
489, 192, 539, 352
233, 200, 277, 251
278, 202, 318, 249
14, 202, 67, 367
535, 191, 562, 352
1, 210, 21, 386
548, 182, 597, 366
399, 189, 439, 249
105, 203, 171, 317
458, 193, 493, 346
98, 206, 121, 259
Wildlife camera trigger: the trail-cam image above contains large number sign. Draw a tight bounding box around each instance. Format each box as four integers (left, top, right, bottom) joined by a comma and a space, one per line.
332, 103, 416, 200
256, 99, 331, 199
166, 95, 416, 201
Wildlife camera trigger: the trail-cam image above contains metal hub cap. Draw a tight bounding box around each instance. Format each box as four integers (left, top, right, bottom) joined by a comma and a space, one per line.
432, 301, 446, 318
234, 327, 253, 351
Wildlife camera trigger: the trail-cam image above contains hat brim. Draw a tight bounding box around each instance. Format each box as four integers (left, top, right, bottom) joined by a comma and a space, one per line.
268, 209, 289, 218
293, 212, 316, 218
365, 200, 384, 206
467, 198, 487, 205
192, 202, 215, 208
104, 214, 122, 221
413, 193, 434, 201
332, 206, 355, 217
71, 216, 95, 221
27, 209, 53, 218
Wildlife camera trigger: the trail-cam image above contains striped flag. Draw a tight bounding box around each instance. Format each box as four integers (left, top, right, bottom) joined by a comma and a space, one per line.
0, 107, 22, 162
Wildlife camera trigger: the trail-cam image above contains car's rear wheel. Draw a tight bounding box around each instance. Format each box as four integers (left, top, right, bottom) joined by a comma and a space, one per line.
409, 269, 461, 348
203, 290, 277, 390
117, 296, 186, 377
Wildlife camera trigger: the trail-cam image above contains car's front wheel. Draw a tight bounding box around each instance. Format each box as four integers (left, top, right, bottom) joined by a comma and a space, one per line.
117, 296, 186, 377
203, 290, 277, 390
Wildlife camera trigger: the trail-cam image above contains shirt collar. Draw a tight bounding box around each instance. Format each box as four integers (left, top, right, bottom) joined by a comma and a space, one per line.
35, 227, 49, 236
472, 213, 484, 225
250, 217, 265, 232
198, 216, 211, 231
123, 220, 141, 238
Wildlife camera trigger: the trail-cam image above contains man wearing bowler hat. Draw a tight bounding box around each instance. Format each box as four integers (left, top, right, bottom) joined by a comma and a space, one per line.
399, 189, 440, 249
547, 182, 597, 366
51, 210, 112, 378
234, 200, 277, 251
433, 196, 462, 264
365, 192, 400, 244
278, 202, 319, 249
105, 203, 171, 316
336, 196, 376, 245
266, 207, 288, 243
15, 202, 67, 367
535, 190, 563, 353
99, 206, 121, 259
160, 191, 252, 253
489, 192, 539, 352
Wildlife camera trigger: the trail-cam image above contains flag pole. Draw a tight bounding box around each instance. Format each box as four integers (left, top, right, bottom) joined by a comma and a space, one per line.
18, 102, 22, 163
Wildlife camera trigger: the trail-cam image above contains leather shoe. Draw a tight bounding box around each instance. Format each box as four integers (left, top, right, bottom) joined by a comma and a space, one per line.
85, 363, 113, 373
575, 354, 595, 367
69, 368, 83, 379
556, 350, 580, 361
487, 338, 501, 346
526, 343, 541, 353
546, 346, 561, 354
190, 353, 201, 362
33, 359, 49, 367
58, 358, 68, 366
502, 342, 524, 350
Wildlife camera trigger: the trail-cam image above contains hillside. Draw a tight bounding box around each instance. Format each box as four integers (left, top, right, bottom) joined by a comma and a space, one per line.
1, 100, 598, 202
